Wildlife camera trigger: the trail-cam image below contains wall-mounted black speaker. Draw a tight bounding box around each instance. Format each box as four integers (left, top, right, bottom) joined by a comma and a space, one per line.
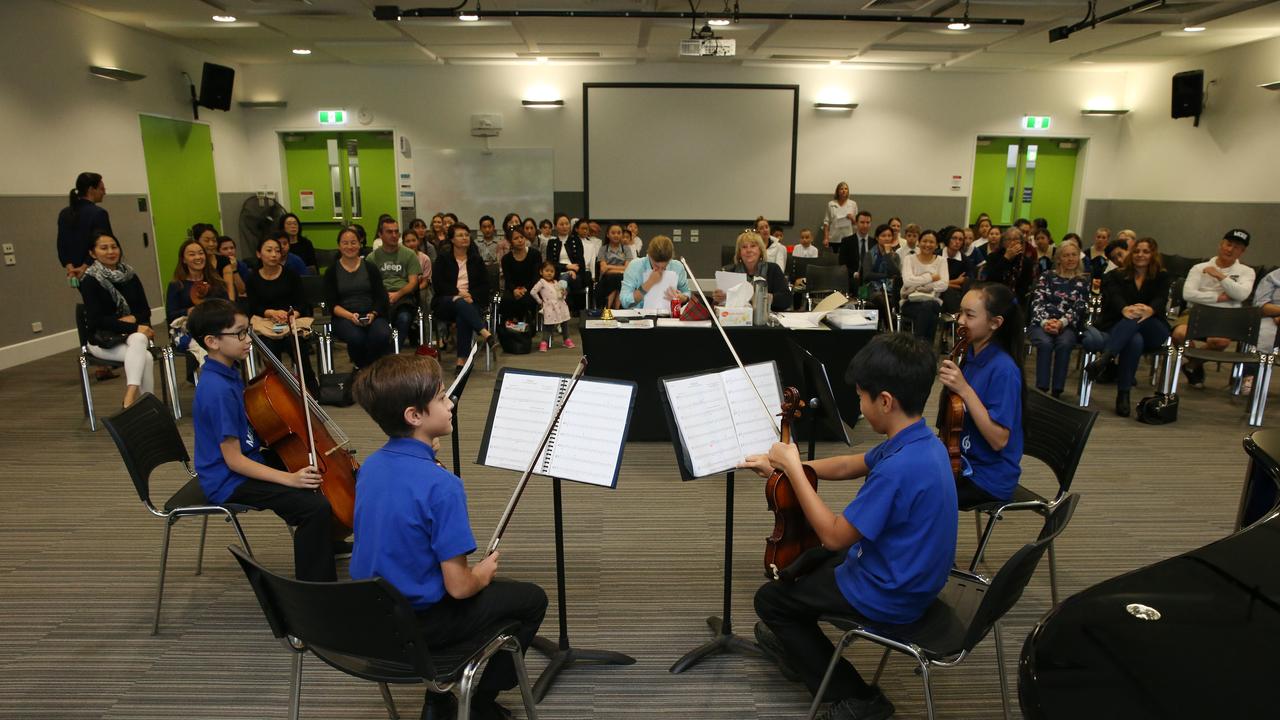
198, 63, 235, 112
1172, 69, 1204, 119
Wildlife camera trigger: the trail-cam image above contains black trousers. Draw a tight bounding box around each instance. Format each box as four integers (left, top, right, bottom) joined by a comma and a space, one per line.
499, 294, 539, 324
330, 315, 393, 368
956, 475, 1002, 509
415, 579, 548, 698
226, 479, 336, 581
754, 554, 877, 703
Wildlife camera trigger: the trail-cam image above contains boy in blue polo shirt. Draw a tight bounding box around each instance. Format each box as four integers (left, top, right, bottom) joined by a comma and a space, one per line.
187, 299, 335, 581
350, 354, 547, 720
742, 333, 958, 720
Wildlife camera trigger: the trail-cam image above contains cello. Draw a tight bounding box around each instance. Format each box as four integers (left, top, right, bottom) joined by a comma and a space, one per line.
244, 317, 359, 538
937, 325, 971, 481
764, 387, 822, 580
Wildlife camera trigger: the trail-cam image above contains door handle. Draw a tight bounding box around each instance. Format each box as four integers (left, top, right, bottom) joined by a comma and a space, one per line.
143, 232, 149, 248
1008, 188, 1014, 202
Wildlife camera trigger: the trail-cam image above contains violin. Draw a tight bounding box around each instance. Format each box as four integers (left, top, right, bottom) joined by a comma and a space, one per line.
244, 317, 358, 538
764, 387, 822, 580
938, 325, 971, 481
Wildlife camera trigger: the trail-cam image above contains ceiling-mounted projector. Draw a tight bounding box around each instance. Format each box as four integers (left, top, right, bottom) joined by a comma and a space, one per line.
679, 38, 736, 56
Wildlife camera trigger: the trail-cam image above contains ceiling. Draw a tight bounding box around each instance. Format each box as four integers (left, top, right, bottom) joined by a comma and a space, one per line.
58, 0, 1280, 71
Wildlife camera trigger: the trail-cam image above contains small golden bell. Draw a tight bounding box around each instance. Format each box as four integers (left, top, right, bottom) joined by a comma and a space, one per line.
601, 307, 614, 321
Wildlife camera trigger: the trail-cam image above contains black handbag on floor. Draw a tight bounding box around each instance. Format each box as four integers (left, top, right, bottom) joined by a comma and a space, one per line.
317, 371, 354, 407
1136, 393, 1179, 424
498, 325, 533, 354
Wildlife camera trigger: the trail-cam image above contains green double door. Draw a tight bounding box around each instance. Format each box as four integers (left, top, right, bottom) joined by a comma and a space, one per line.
971, 137, 1080, 236
280, 131, 398, 248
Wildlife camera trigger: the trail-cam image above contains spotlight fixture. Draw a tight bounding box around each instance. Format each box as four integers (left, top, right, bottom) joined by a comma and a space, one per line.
1049, 0, 1165, 43
212, 15, 237, 23
1259, 81, 1280, 91
535, 55, 549, 64
1081, 108, 1130, 115
1183, 26, 1206, 32
522, 99, 565, 108
707, 17, 731, 26
458, 3, 480, 22
292, 48, 312, 55
88, 65, 146, 81
815, 102, 858, 111
948, 0, 971, 30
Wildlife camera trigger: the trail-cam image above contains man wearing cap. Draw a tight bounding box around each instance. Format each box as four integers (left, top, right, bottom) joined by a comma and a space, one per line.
1172, 229, 1255, 388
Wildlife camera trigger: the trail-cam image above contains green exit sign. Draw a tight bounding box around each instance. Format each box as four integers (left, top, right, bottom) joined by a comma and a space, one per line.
1023, 115, 1051, 130
318, 110, 347, 125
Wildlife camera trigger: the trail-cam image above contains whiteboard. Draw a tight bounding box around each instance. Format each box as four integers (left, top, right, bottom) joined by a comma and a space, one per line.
585, 84, 797, 224
416, 148, 554, 228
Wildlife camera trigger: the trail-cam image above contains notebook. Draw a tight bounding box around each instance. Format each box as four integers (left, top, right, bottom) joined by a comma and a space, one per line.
658, 361, 783, 479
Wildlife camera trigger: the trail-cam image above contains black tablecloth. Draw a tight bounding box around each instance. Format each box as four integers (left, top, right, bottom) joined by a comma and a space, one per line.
579, 322, 875, 441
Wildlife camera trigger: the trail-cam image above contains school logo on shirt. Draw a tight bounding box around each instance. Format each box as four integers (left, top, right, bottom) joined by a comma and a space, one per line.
245, 426, 259, 450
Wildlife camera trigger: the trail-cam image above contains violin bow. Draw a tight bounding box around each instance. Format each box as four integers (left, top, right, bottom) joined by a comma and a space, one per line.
681, 257, 781, 436
486, 356, 589, 555
287, 310, 319, 468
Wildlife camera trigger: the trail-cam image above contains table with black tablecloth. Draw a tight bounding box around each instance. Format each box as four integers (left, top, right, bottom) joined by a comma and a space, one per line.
579, 322, 875, 441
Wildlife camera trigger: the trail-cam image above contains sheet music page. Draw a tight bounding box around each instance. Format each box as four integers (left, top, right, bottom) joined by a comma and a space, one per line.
721, 362, 782, 459
482, 373, 564, 474
544, 381, 634, 487
663, 373, 741, 477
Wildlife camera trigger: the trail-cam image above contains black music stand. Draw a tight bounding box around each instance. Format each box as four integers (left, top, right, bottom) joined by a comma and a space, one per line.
445, 344, 480, 477
475, 368, 639, 701
657, 364, 785, 673
789, 340, 850, 461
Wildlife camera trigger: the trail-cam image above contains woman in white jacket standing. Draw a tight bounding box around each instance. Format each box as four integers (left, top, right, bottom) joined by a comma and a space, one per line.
822, 181, 857, 254
899, 229, 949, 344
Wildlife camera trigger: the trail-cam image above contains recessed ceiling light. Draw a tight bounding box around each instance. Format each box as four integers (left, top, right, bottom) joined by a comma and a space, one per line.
292, 48, 312, 55
828, 59, 842, 66
212, 15, 236, 23
1183, 26, 1206, 32
707, 17, 731, 26
458, 10, 480, 21
535, 56, 549, 64
947, 22, 971, 30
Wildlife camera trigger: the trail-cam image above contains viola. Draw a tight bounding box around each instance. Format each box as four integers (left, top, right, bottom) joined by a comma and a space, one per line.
938, 325, 971, 481
764, 387, 822, 580
244, 321, 358, 538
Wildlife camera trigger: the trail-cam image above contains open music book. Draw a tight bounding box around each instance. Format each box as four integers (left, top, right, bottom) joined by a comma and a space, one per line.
659, 361, 783, 480
477, 368, 636, 489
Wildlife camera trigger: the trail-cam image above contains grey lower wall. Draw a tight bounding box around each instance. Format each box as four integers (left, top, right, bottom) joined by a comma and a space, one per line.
1082, 198, 1280, 267
0, 194, 160, 349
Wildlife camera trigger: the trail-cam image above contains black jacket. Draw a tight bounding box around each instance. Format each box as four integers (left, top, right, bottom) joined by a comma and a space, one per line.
1096, 269, 1172, 332
79, 273, 150, 336
245, 267, 307, 318
57, 199, 113, 267
323, 257, 390, 318
838, 233, 874, 273
545, 236, 587, 278
433, 252, 491, 309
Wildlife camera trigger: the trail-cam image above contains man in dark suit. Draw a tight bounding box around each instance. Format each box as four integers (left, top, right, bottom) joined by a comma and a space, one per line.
838, 211, 875, 294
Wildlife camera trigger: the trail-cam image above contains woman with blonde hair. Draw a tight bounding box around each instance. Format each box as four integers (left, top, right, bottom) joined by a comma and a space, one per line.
713, 231, 792, 311
822, 181, 857, 254
620, 235, 690, 309
1028, 239, 1089, 398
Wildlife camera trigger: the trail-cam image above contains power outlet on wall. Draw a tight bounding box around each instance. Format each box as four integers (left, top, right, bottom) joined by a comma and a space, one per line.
31, 322, 42, 333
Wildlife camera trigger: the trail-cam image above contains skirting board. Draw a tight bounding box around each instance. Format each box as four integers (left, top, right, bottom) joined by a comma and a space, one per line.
0, 306, 167, 372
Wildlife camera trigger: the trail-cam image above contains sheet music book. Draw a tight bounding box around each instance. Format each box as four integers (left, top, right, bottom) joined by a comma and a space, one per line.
477, 368, 636, 489
658, 361, 783, 480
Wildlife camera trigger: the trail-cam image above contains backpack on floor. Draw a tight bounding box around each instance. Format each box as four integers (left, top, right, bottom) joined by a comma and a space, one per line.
317, 371, 355, 407
1136, 392, 1179, 425
498, 325, 533, 354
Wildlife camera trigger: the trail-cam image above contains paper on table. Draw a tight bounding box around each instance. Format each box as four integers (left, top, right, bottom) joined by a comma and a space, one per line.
773, 311, 828, 329
610, 308, 643, 318
642, 270, 678, 309
618, 319, 654, 328
656, 318, 712, 327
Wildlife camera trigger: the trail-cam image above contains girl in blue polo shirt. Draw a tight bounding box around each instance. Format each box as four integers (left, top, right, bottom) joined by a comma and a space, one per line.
939, 282, 1025, 506
350, 354, 547, 720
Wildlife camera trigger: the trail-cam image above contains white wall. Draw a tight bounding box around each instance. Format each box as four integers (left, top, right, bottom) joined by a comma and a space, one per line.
0, 0, 250, 195
236, 62, 1129, 212
1112, 35, 1280, 203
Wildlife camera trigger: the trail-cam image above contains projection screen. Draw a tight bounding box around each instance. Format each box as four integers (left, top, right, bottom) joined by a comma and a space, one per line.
584, 83, 798, 224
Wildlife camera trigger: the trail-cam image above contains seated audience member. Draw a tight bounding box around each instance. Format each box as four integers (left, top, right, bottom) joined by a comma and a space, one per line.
714, 231, 792, 312
895, 223, 920, 261
1244, 265, 1280, 394
974, 224, 1000, 273
889, 216, 904, 245
545, 214, 588, 311
1103, 238, 1128, 273
793, 228, 819, 259
537, 218, 554, 252
167, 238, 224, 365
324, 226, 392, 370
402, 229, 434, 308
429, 213, 450, 254
859, 224, 902, 314
432, 223, 496, 373
941, 227, 972, 314
79, 232, 156, 408
1117, 228, 1138, 249
1087, 227, 1111, 281
939, 283, 1025, 506
216, 236, 249, 298
596, 223, 635, 309
620, 235, 690, 310
245, 235, 316, 388
474, 215, 501, 266
279, 213, 317, 270
1170, 229, 1255, 389
1033, 228, 1054, 276
984, 227, 1036, 304
349, 354, 548, 720
521, 217, 543, 254
500, 213, 522, 260
767, 226, 788, 274
367, 217, 422, 346
899, 229, 948, 342
275, 231, 311, 276
744, 332, 956, 720
409, 218, 438, 265
626, 221, 644, 257
1029, 239, 1088, 398
194, 223, 237, 299
500, 225, 543, 323
532, 261, 574, 351
577, 218, 602, 285
1083, 238, 1173, 416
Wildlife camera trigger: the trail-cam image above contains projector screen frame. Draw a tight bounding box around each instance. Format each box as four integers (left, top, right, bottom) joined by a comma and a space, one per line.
582, 82, 799, 226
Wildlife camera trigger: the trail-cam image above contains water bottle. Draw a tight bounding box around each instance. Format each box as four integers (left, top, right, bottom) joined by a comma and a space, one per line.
752, 276, 768, 326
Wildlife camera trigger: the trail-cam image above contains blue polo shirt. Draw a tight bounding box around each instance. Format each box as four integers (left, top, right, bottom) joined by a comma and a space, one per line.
350, 437, 477, 610
960, 343, 1024, 500
192, 358, 263, 503
836, 419, 958, 625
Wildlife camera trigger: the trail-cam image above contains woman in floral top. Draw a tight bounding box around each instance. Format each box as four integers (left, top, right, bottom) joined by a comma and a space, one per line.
1028, 239, 1089, 398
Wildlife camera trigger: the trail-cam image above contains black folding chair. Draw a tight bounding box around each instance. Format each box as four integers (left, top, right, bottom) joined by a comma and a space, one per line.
963, 392, 1096, 605
76, 303, 179, 431
1170, 304, 1275, 425
299, 275, 335, 374
809, 495, 1080, 720
804, 265, 850, 309
103, 394, 267, 634
230, 545, 539, 720
720, 245, 737, 267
